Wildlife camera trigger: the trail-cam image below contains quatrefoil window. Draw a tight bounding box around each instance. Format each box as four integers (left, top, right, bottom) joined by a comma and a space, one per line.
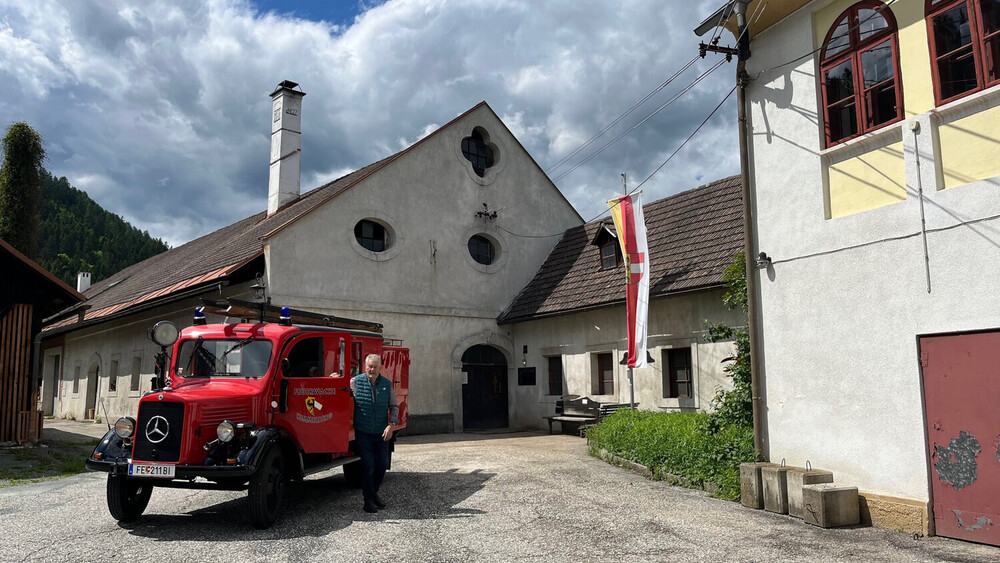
461, 128, 497, 177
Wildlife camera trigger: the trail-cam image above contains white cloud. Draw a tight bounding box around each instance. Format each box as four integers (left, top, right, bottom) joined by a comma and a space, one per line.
0, 0, 741, 246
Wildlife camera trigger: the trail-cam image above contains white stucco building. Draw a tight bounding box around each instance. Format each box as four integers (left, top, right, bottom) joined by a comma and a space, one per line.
41, 86, 580, 434
39, 82, 744, 440
700, 0, 1000, 541
500, 177, 746, 428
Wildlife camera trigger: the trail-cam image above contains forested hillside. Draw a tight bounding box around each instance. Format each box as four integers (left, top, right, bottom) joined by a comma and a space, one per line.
38, 170, 169, 286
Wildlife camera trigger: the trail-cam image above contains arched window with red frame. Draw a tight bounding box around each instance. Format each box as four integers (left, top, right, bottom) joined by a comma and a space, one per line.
926, 0, 1000, 105
820, 2, 903, 146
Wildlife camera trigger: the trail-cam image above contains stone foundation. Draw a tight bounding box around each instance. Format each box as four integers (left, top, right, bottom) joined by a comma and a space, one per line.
859, 491, 932, 537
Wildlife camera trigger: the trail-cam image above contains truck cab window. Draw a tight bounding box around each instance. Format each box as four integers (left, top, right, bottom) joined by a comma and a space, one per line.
286, 337, 324, 378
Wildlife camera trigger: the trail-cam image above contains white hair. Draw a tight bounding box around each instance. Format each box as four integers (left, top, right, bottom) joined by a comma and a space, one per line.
365, 353, 382, 366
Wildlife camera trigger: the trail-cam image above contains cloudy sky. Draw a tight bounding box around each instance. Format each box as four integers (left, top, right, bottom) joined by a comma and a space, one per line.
0, 0, 740, 248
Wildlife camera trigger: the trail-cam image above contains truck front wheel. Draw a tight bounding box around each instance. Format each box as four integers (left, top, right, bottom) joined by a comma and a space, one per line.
107, 475, 153, 522
248, 446, 286, 529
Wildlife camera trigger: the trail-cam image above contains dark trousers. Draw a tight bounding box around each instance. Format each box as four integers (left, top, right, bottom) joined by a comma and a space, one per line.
356, 431, 389, 502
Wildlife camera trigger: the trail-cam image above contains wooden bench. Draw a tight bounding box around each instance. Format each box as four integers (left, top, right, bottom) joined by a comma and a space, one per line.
544, 396, 598, 434
544, 397, 638, 435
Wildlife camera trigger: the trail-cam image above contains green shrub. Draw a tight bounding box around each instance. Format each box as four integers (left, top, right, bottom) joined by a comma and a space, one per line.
587, 409, 753, 500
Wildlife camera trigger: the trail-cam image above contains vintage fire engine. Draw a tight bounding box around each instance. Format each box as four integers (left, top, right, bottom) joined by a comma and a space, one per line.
86, 301, 409, 528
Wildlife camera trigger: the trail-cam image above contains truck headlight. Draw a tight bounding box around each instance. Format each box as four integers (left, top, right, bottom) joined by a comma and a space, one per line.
114, 417, 136, 438
217, 420, 236, 443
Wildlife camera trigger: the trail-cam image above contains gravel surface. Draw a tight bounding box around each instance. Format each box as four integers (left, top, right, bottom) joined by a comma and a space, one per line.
1, 429, 998, 562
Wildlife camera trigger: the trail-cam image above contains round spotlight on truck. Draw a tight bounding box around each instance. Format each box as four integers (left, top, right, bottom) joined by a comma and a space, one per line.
217, 421, 236, 443
149, 320, 179, 348
114, 417, 136, 438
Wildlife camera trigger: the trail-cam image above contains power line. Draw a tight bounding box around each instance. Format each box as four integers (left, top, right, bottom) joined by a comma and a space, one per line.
497, 82, 737, 239
493, 55, 728, 216
633, 84, 736, 192
549, 58, 728, 184
545, 55, 701, 178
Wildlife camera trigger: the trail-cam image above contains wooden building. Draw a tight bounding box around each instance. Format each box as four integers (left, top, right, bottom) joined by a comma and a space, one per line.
0, 238, 83, 442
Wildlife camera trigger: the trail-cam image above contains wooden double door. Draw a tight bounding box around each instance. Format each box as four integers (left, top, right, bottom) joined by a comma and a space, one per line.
462, 345, 508, 431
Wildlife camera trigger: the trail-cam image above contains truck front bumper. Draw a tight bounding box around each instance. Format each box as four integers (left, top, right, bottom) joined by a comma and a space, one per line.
86, 457, 257, 480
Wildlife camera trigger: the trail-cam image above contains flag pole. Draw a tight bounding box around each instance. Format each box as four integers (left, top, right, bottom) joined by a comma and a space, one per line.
622, 172, 635, 410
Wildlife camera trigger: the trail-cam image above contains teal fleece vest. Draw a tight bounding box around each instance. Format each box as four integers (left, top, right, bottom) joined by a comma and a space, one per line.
353, 374, 391, 435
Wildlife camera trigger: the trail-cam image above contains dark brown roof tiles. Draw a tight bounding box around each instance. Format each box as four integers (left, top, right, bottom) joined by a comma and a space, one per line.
497, 175, 743, 324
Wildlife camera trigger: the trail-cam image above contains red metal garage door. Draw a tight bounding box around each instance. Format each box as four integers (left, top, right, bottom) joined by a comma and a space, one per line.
920, 331, 1000, 545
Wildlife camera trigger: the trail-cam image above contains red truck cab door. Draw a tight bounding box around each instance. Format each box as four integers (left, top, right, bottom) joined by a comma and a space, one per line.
273, 334, 352, 454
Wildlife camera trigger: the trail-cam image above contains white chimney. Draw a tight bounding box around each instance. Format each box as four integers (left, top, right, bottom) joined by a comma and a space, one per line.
77, 272, 91, 293
268, 80, 306, 215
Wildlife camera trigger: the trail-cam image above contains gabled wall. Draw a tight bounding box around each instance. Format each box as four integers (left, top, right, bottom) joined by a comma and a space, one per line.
263, 104, 582, 431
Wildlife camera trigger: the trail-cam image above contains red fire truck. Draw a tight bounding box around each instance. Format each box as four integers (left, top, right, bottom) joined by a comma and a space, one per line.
86, 301, 409, 528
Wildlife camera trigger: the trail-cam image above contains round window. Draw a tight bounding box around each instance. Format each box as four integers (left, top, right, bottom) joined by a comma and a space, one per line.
355, 220, 388, 252
468, 235, 495, 265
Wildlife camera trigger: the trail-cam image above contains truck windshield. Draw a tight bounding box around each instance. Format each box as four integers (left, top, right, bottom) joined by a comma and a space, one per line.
174, 338, 273, 378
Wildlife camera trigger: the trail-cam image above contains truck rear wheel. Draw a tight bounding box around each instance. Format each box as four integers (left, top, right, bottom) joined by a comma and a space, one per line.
107, 474, 153, 522
248, 446, 286, 529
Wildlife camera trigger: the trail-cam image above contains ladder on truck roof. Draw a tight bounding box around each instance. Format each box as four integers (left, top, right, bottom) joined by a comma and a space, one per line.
201, 298, 383, 333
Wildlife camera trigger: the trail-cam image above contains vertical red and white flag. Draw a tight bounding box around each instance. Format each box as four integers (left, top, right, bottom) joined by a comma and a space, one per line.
607, 193, 649, 368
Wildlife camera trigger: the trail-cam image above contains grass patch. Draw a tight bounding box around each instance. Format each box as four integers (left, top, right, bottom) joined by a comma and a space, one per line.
0, 440, 99, 486
586, 409, 753, 500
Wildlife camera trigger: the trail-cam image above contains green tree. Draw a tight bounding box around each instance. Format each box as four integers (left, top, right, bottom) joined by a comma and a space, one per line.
36, 170, 168, 286
0, 122, 45, 259
704, 251, 753, 432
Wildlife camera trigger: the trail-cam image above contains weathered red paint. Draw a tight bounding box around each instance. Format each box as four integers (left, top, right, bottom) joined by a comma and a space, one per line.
921, 331, 1000, 545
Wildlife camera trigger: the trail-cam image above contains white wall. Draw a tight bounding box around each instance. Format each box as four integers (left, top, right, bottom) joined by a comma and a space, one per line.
746, 9, 1000, 501
263, 104, 582, 432
507, 289, 743, 430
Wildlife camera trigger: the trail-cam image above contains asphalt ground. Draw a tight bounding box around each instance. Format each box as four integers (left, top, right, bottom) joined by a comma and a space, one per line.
0, 421, 998, 562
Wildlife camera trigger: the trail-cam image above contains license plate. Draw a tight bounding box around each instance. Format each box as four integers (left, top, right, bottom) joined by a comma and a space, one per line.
128, 463, 176, 478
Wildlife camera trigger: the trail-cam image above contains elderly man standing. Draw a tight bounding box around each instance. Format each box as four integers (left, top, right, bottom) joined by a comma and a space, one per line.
351, 353, 399, 513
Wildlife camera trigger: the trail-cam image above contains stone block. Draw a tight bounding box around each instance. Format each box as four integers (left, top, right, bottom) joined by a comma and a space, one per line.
740, 462, 776, 509
762, 464, 796, 514
787, 468, 834, 519
802, 483, 860, 528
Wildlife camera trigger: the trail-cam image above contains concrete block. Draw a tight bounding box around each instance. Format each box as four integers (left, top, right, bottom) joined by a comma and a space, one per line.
740, 462, 776, 509
762, 464, 796, 514
787, 468, 834, 519
802, 483, 860, 528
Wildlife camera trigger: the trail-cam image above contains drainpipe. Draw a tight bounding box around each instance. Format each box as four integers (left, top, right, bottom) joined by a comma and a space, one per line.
733, 1, 766, 460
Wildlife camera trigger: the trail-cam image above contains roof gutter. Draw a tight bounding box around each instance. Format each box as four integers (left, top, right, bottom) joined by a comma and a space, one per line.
40, 281, 230, 340
497, 283, 726, 326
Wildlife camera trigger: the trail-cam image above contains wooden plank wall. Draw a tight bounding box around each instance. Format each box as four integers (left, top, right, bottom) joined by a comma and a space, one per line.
0, 304, 38, 442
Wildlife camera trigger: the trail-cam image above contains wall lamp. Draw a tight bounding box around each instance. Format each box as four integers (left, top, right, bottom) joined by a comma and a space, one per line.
522, 345, 527, 367
755, 252, 772, 269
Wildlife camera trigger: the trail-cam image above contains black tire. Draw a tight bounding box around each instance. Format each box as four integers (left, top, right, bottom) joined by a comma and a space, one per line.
107, 475, 153, 522
343, 460, 362, 488
248, 446, 286, 529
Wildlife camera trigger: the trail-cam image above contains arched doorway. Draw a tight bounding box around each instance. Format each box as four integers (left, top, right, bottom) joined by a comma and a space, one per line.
461, 345, 508, 431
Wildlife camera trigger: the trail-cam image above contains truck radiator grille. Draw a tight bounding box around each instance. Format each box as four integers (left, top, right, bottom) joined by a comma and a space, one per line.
201, 405, 251, 427
132, 402, 185, 462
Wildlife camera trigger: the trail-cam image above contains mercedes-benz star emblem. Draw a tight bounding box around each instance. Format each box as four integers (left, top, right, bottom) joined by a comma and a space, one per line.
145, 415, 170, 444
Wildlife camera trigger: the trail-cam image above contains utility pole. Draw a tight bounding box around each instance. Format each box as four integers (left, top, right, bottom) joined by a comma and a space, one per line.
696, 0, 764, 460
